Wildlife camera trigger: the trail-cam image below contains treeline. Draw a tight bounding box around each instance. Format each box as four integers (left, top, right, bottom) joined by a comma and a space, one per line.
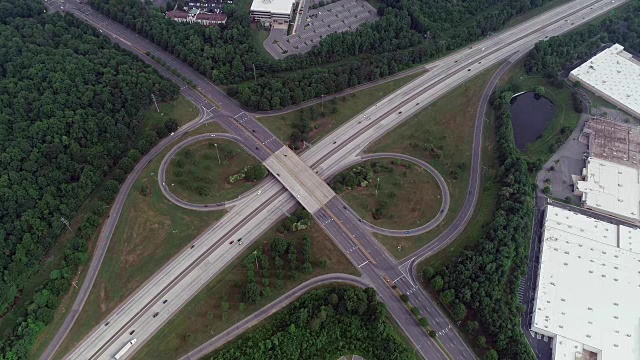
381, 0, 548, 43
524, 1, 640, 78
0, 2, 178, 357
90, 0, 552, 110
423, 90, 536, 359
208, 287, 415, 360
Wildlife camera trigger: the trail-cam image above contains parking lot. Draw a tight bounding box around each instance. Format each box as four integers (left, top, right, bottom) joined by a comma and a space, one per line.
535, 114, 590, 202
264, 0, 379, 58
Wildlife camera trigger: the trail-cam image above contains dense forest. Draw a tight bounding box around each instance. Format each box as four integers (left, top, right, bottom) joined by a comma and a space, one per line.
524, 1, 640, 78
208, 287, 415, 360
0, 1, 178, 357
423, 90, 536, 360
92, 0, 553, 110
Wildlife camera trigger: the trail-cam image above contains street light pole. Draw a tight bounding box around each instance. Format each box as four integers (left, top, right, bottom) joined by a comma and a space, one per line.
376, 177, 380, 197
321, 94, 325, 113
253, 250, 259, 270
214, 143, 220, 164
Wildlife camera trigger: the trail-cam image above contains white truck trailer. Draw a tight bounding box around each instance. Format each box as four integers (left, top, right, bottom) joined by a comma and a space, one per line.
113, 339, 137, 359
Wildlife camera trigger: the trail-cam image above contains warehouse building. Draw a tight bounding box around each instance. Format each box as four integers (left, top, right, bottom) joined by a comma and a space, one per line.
250, 0, 297, 28
532, 205, 640, 360
573, 156, 640, 224
569, 44, 640, 119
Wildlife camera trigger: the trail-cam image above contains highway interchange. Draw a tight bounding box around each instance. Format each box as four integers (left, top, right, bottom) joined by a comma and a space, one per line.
40, 0, 628, 359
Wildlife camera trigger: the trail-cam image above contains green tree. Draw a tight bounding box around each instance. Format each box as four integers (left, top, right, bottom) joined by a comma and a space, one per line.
440, 289, 455, 305
418, 317, 429, 328
242, 283, 260, 304
486, 349, 499, 360
431, 275, 444, 291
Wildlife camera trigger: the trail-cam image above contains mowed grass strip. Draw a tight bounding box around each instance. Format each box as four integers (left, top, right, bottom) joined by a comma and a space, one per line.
135, 223, 358, 359
368, 66, 498, 258
165, 139, 262, 204
420, 108, 499, 270
256, 71, 425, 145
45, 123, 229, 360
144, 95, 199, 127
334, 159, 443, 231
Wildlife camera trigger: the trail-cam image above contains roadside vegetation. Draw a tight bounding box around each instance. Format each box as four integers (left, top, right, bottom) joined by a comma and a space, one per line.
135, 215, 358, 359
0, 3, 180, 358
257, 72, 423, 149
165, 139, 265, 203
203, 287, 417, 360
367, 66, 497, 257
331, 159, 442, 230
91, 0, 559, 110
423, 88, 535, 360
30, 123, 226, 360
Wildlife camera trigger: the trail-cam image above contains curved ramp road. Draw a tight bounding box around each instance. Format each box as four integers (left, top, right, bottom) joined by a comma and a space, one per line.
41, 0, 628, 359
157, 133, 265, 211
179, 274, 371, 360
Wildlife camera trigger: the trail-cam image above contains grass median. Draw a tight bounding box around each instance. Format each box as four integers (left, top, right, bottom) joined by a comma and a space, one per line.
332, 159, 443, 231
135, 220, 358, 359
256, 71, 425, 147
165, 138, 264, 204
367, 66, 499, 258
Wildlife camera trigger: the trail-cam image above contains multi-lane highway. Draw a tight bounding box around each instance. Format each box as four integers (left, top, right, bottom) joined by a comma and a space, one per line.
40, 0, 629, 359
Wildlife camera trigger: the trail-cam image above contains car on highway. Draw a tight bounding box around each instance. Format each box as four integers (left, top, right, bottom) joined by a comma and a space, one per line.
238, 240, 243, 245
229, 240, 234, 244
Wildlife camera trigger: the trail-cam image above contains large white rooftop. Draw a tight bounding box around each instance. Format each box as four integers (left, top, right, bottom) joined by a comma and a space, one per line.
532, 205, 640, 360
575, 156, 640, 223
250, 0, 295, 15
570, 44, 640, 118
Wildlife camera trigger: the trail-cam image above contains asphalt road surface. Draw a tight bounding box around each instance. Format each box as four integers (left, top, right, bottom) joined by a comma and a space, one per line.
41, 0, 628, 359
179, 273, 371, 360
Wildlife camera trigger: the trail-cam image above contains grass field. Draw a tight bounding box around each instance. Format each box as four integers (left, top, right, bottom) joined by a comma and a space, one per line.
144, 95, 199, 127
257, 72, 424, 145
367, 66, 499, 258
25, 97, 207, 358
336, 159, 443, 231
419, 108, 499, 270
135, 223, 357, 359
165, 139, 262, 203
251, 27, 272, 59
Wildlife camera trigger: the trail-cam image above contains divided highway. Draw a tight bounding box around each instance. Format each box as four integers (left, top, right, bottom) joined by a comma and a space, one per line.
41, 0, 628, 359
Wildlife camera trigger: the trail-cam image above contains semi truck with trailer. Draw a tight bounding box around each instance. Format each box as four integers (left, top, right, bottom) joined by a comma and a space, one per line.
113, 339, 137, 359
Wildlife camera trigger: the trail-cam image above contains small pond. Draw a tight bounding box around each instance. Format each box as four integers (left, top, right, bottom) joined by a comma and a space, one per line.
509, 92, 556, 151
